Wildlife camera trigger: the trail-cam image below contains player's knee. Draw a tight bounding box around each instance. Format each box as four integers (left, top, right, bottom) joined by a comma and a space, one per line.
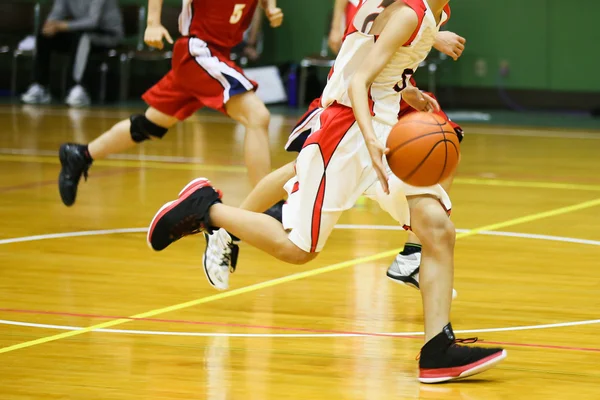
276, 244, 316, 265
419, 212, 455, 249
246, 103, 270, 129
129, 114, 169, 143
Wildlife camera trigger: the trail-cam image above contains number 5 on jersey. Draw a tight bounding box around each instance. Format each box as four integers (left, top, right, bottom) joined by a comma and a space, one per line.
230, 4, 246, 24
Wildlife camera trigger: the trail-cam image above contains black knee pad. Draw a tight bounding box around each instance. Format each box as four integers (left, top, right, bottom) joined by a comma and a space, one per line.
130, 114, 168, 143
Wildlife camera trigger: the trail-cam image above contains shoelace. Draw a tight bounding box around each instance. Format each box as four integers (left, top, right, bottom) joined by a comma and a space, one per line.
220, 246, 232, 270
415, 337, 479, 360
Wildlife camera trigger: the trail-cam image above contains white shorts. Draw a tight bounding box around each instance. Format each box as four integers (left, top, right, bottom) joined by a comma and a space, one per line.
281, 103, 452, 253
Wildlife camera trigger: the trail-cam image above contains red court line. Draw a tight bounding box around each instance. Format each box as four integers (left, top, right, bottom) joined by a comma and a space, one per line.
2, 308, 600, 353
0, 168, 133, 193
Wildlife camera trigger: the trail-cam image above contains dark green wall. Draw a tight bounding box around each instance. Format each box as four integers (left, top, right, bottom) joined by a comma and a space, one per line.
439, 0, 600, 92
257, 0, 600, 93
13, 0, 600, 93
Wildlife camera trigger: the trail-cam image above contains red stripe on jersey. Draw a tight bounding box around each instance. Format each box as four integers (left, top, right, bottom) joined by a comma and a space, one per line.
303, 103, 356, 252
310, 176, 326, 252
400, 0, 427, 46
441, 4, 451, 26
291, 181, 300, 194
303, 103, 356, 166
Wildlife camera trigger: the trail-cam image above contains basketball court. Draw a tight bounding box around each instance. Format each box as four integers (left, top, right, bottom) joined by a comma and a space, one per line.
1, 105, 599, 399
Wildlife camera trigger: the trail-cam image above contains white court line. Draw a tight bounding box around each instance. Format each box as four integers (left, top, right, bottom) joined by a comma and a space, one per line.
2, 106, 600, 138
1, 318, 599, 338
2, 226, 600, 246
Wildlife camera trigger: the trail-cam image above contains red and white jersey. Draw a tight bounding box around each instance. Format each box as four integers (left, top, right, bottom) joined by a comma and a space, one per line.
345, 0, 362, 25
179, 0, 258, 49
322, 0, 450, 126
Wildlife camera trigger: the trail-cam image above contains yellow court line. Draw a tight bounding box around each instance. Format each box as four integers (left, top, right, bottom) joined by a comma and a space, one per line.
2, 153, 600, 192
1, 196, 600, 355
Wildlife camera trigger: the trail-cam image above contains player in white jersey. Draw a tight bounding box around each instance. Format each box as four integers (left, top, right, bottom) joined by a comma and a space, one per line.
146, 0, 507, 383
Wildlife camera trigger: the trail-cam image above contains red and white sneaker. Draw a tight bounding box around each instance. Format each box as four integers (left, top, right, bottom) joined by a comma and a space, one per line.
147, 178, 222, 251
418, 323, 507, 383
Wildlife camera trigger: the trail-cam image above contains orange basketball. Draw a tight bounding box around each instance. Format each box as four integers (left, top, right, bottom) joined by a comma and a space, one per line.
386, 112, 460, 187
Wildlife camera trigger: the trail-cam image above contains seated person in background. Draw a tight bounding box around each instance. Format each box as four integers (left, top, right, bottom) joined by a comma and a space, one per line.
21, 0, 124, 107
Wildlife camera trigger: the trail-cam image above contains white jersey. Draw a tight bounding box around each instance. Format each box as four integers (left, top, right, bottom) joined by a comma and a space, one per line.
321, 0, 450, 126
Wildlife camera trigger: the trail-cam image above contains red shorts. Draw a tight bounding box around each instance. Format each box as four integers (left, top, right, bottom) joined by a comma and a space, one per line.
142, 37, 258, 120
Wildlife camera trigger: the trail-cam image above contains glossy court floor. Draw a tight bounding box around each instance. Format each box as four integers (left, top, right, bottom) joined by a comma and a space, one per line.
1, 105, 599, 399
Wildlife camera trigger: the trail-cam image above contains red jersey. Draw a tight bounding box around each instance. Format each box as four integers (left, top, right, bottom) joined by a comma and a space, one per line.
179, 0, 259, 49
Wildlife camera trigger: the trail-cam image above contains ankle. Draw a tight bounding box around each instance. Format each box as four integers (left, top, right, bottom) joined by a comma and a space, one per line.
422, 322, 454, 352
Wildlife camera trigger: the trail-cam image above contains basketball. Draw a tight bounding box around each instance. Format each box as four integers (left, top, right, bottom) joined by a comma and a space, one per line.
386, 112, 460, 187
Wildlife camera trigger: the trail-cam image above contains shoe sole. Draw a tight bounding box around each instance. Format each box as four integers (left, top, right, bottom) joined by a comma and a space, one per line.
146, 178, 212, 251
58, 144, 77, 207
386, 272, 420, 290
418, 349, 507, 384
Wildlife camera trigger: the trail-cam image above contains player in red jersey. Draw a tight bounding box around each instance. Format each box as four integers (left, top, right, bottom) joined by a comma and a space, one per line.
57, 0, 283, 207
328, 0, 361, 54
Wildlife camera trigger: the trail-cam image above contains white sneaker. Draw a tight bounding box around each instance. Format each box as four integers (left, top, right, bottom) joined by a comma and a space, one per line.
65, 85, 91, 107
386, 252, 458, 299
202, 228, 239, 290
21, 83, 51, 104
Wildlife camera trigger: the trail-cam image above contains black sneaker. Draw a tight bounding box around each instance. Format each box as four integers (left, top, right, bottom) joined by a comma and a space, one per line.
264, 199, 285, 223
58, 143, 92, 206
147, 178, 222, 251
418, 323, 507, 383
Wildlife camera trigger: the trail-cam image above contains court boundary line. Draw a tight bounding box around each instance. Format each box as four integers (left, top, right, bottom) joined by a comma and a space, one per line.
1, 197, 599, 355
1, 318, 599, 340
2, 226, 600, 247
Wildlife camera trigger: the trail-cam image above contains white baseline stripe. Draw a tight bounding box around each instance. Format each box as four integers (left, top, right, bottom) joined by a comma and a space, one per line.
1, 226, 600, 246
1, 318, 599, 338
2, 108, 599, 138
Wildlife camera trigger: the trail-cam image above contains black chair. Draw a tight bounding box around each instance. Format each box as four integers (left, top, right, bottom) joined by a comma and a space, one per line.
119, 5, 182, 101
0, 0, 43, 96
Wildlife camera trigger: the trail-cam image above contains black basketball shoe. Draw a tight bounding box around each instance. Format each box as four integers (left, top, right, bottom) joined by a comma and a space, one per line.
418, 323, 507, 383
58, 143, 92, 206
147, 178, 222, 251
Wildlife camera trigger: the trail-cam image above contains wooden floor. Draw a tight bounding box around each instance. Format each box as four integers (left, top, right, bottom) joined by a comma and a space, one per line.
1, 105, 600, 399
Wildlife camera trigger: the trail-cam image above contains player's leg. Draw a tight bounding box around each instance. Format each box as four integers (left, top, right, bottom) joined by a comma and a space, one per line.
145, 177, 317, 265
58, 106, 179, 206
201, 99, 325, 289
406, 194, 506, 383
57, 65, 198, 206
387, 172, 458, 299
387, 101, 463, 296
224, 91, 271, 186
148, 104, 361, 269
202, 161, 294, 289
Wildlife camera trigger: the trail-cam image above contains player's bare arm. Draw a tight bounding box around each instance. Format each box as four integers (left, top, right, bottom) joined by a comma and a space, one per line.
348, 4, 419, 194
434, 30, 466, 60
260, 0, 283, 27
144, 0, 173, 50
329, 0, 349, 54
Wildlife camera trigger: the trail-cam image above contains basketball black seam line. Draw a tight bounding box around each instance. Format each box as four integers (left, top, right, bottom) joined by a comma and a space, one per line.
436, 134, 448, 184
447, 139, 459, 158
388, 130, 450, 158
402, 139, 447, 182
